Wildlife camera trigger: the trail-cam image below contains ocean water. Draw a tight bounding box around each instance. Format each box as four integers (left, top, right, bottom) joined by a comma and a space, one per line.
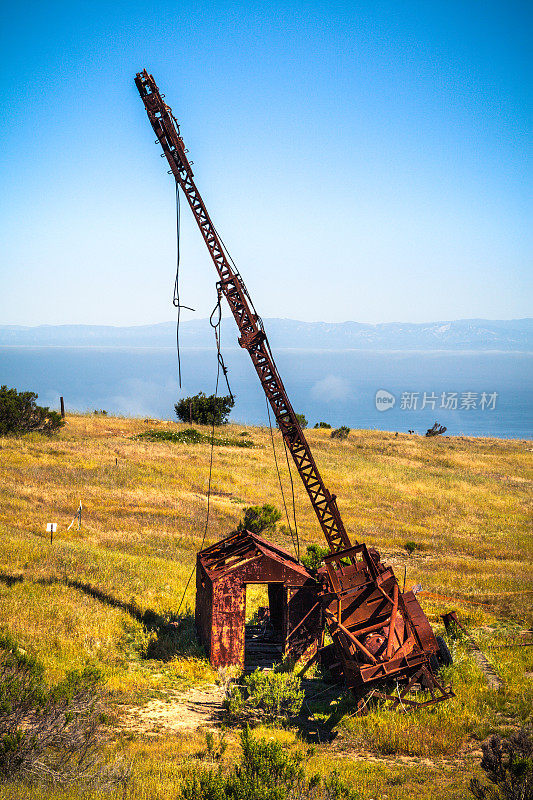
0, 346, 531, 439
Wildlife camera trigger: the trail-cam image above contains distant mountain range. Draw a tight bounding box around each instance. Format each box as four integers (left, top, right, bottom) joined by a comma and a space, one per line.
0, 318, 531, 351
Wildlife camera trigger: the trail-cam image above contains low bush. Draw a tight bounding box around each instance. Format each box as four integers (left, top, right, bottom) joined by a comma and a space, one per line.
224, 670, 304, 721
245, 670, 304, 718
301, 544, 330, 574
404, 540, 419, 555
470, 726, 533, 800
135, 428, 253, 448
181, 725, 358, 800
175, 392, 234, 426
313, 421, 331, 429
331, 426, 350, 440
276, 413, 307, 429
0, 386, 64, 436
204, 730, 228, 762
181, 725, 305, 800
238, 504, 281, 535
0, 632, 128, 787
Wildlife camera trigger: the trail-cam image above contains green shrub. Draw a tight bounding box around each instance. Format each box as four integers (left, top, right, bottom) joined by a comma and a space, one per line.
175, 392, 234, 426
0, 386, 64, 436
276, 412, 307, 429
205, 730, 227, 761
223, 684, 246, 718
181, 725, 305, 800
0, 632, 128, 787
301, 544, 330, 573
223, 670, 304, 722
404, 540, 418, 555
180, 726, 358, 800
244, 669, 304, 719
470, 726, 533, 800
331, 426, 350, 440
313, 421, 331, 429
238, 504, 281, 535
135, 428, 253, 448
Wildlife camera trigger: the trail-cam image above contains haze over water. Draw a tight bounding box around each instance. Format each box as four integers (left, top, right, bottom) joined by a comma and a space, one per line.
1, 346, 531, 439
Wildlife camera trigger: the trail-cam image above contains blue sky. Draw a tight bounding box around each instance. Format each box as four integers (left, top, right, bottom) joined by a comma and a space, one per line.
0, 0, 530, 325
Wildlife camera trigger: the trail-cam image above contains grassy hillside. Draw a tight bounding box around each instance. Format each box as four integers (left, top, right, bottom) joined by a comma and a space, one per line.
0, 414, 531, 799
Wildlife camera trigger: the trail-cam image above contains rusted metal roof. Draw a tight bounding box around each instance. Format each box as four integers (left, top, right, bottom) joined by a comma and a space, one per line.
198, 529, 312, 581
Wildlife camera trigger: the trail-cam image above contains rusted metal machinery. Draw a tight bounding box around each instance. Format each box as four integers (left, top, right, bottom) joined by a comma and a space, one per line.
135, 69, 454, 709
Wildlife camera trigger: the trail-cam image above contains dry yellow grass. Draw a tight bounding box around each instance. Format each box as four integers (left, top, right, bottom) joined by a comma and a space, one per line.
0, 413, 531, 798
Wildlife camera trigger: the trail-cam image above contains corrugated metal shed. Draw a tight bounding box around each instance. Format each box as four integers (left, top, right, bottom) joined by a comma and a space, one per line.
195, 530, 321, 668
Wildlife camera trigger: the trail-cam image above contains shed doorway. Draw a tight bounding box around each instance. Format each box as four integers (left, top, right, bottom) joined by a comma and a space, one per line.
244, 583, 285, 671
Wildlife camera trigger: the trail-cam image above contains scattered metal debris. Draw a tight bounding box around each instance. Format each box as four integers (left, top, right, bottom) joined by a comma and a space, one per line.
426, 422, 447, 437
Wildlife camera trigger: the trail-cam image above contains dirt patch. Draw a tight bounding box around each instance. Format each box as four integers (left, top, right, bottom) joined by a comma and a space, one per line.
121, 683, 225, 736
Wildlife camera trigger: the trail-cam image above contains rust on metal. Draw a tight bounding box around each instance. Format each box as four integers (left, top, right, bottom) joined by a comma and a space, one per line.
135, 69, 455, 710
195, 530, 321, 669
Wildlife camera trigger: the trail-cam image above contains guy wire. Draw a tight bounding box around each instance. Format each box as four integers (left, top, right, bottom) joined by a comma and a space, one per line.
176, 294, 223, 615
281, 433, 299, 561
173, 183, 195, 388
265, 398, 299, 561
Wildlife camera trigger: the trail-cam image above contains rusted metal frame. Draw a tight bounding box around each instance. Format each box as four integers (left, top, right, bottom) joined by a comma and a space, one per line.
326, 541, 378, 579
296, 648, 320, 677
207, 552, 255, 576
351, 618, 394, 638
374, 691, 450, 710
375, 583, 395, 606
324, 542, 375, 579
385, 634, 415, 663
341, 597, 391, 631
208, 553, 263, 580
244, 338, 351, 553
358, 649, 428, 682
385, 584, 400, 659
202, 548, 257, 574
373, 666, 454, 709
427, 669, 455, 700
203, 537, 254, 561
325, 610, 378, 664
252, 532, 308, 565
397, 593, 424, 652
205, 546, 261, 575
321, 580, 384, 612
138, 71, 453, 709
400, 666, 424, 698
287, 601, 320, 640
323, 543, 366, 563
206, 540, 256, 567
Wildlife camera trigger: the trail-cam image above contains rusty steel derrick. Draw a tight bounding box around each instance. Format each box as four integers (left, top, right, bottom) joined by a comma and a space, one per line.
135, 69, 351, 556
135, 69, 454, 710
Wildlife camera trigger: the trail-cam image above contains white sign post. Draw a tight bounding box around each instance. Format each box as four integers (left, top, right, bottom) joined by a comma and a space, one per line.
46, 522, 57, 544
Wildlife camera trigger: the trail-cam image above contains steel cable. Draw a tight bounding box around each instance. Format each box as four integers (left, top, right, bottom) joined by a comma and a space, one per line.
176, 311, 222, 615
173, 184, 195, 388
265, 397, 299, 561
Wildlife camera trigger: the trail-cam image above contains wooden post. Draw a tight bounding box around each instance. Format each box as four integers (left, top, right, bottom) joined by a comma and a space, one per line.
60, 396, 65, 418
